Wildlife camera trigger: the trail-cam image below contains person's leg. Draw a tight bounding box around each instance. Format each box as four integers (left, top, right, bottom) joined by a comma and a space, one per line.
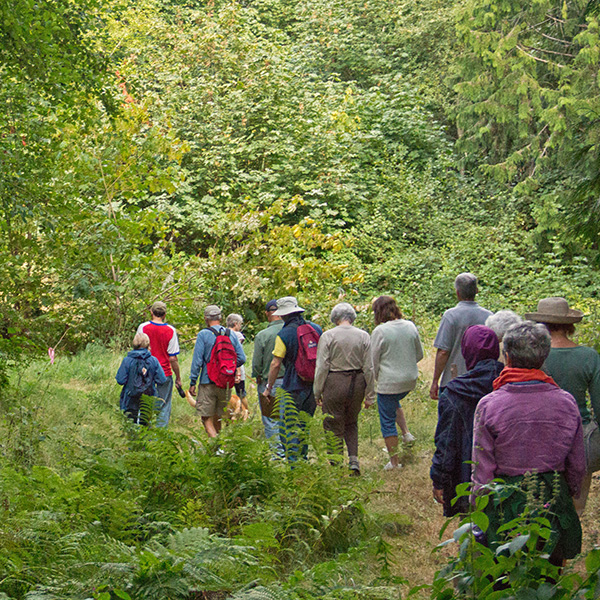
396, 405, 415, 443
197, 384, 219, 437
155, 377, 174, 428
377, 393, 404, 468
322, 372, 347, 458
345, 374, 366, 473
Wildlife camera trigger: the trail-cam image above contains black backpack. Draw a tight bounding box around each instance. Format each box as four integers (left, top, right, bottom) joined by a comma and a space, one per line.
130, 355, 154, 401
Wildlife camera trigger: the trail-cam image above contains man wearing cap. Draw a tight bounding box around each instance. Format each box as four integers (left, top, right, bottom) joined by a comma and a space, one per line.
189, 305, 246, 438
265, 297, 322, 460
137, 301, 181, 428
251, 300, 284, 445
430, 273, 492, 400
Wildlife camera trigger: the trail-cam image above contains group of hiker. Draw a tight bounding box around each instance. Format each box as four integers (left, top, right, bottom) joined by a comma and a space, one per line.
116, 272, 600, 565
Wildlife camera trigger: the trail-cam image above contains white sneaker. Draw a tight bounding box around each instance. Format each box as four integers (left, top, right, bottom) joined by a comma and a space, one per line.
383, 461, 402, 471
402, 432, 416, 445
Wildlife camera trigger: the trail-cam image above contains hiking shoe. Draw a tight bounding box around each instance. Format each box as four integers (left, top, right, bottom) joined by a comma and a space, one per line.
383, 461, 402, 471
402, 432, 416, 445
349, 460, 361, 477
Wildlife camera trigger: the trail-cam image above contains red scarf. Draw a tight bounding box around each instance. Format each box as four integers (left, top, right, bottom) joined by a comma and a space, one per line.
493, 367, 558, 391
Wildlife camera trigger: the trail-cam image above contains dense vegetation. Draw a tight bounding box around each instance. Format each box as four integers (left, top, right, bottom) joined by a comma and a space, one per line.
3, 0, 600, 597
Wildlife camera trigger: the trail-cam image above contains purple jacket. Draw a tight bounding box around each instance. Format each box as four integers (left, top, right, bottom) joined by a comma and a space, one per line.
472, 381, 585, 498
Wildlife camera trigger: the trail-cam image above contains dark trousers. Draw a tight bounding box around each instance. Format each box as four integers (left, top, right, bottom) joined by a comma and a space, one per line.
322, 370, 366, 457
280, 387, 316, 462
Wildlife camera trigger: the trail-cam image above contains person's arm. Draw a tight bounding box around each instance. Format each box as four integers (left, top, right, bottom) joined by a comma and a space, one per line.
471, 401, 496, 497
169, 356, 182, 387
564, 409, 586, 498
430, 349, 450, 400
588, 351, 600, 425
430, 391, 459, 505
189, 333, 204, 396
414, 329, 424, 363
363, 335, 376, 407
265, 336, 286, 396
116, 358, 129, 385
371, 328, 383, 383
251, 333, 264, 383
313, 333, 330, 403
167, 329, 182, 387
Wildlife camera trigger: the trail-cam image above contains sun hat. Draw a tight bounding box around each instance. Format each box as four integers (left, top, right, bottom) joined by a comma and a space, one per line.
524, 297, 583, 324
273, 296, 305, 316
204, 305, 222, 320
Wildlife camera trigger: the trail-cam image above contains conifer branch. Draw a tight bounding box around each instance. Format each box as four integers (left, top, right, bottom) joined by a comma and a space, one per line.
516, 44, 566, 67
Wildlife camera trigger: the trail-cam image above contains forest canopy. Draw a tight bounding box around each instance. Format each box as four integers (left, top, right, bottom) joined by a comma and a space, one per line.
2, 0, 600, 366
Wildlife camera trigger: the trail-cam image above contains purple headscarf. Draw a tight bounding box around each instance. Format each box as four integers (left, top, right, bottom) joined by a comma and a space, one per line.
461, 325, 500, 371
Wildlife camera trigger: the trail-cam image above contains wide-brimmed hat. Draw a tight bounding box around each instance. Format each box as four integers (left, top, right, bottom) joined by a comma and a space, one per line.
273, 296, 305, 316
525, 297, 583, 324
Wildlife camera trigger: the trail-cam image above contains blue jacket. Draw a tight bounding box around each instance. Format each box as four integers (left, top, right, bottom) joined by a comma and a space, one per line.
189, 326, 246, 386
116, 348, 167, 411
430, 358, 503, 516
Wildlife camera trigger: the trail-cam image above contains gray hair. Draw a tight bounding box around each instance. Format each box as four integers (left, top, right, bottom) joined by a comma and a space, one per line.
133, 332, 150, 350
503, 321, 551, 369
226, 313, 243, 328
330, 302, 357, 325
454, 273, 478, 301
485, 310, 523, 341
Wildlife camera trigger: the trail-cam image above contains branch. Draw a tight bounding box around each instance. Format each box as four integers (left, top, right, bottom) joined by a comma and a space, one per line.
520, 44, 575, 58
516, 44, 566, 67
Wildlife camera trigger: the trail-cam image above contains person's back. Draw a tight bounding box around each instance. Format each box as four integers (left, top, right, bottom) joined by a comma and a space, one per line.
372, 319, 423, 394
136, 301, 181, 427
545, 347, 600, 425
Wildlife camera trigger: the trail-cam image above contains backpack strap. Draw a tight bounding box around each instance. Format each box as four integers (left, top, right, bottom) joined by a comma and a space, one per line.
207, 326, 231, 338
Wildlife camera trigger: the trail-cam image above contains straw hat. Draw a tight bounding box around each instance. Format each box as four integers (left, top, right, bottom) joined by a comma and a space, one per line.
525, 297, 583, 324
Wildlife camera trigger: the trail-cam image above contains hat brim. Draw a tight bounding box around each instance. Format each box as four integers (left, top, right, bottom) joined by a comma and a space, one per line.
272, 306, 305, 316
525, 311, 583, 324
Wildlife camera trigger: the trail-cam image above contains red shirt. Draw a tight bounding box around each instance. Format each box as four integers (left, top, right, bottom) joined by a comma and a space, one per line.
136, 321, 179, 377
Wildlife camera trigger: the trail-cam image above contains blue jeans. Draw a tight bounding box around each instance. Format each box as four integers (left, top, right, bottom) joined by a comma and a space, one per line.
377, 391, 409, 438
155, 376, 174, 428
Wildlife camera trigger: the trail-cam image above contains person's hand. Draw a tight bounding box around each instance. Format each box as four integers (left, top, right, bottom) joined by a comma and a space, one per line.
364, 397, 375, 408
433, 487, 444, 505
264, 383, 274, 397
235, 373, 241, 384
429, 381, 439, 400
189, 385, 197, 397
316, 397, 322, 407
175, 377, 182, 388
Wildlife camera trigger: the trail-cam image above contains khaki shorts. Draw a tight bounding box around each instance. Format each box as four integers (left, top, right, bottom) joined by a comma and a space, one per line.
196, 384, 231, 418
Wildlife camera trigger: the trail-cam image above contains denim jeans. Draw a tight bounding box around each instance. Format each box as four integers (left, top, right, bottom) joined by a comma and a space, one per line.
155, 376, 174, 428
377, 391, 409, 438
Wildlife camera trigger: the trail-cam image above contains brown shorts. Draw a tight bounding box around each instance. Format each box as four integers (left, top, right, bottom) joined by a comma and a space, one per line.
196, 384, 231, 418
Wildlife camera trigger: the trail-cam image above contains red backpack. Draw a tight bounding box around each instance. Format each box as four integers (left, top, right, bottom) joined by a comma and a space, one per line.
295, 323, 320, 382
206, 327, 237, 389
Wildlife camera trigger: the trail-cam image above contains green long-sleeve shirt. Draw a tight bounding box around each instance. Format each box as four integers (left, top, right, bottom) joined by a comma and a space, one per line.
251, 319, 285, 381
544, 346, 600, 425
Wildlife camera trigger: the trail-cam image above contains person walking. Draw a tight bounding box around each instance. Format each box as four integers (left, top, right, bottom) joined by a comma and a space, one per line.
251, 300, 284, 446
472, 321, 585, 566
314, 302, 375, 476
526, 297, 600, 515
189, 305, 246, 438
265, 297, 322, 461
430, 325, 503, 516
116, 333, 167, 425
136, 301, 182, 428
371, 296, 423, 471
226, 313, 247, 400
430, 273, 492, 400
